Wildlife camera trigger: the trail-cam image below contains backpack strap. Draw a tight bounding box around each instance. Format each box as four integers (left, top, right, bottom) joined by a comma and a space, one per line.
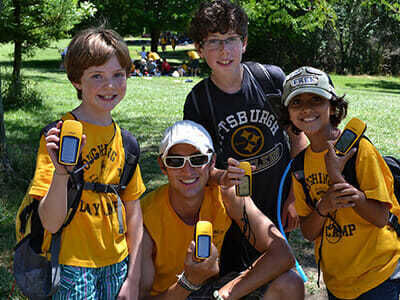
190, 80, 225, 165
342, 136, 400, 235
291, 148, 315, 208
243, 62, 282, 116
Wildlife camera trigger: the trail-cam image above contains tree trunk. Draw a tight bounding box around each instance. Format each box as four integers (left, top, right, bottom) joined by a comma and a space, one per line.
0, 76, 13, 173
12, 0, 22, 83
150, 28, 160, 53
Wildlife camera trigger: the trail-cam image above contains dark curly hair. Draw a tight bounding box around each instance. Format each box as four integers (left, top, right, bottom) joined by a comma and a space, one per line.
279, 95, 349, 135
189, 0, 248, 44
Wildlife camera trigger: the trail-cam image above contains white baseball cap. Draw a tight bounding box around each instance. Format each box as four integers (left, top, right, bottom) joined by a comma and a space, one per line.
159, 120, 214, 159
282, 66, 337, 107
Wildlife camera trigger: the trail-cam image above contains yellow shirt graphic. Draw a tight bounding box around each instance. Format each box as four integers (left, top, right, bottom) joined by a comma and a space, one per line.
141, 184, 232, 295
29, 113, 146, 267
294, 139, 400, 299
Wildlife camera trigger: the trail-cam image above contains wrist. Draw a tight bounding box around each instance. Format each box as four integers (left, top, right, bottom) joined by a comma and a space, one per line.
53, 169, 69, 176
176, 272, 202, 292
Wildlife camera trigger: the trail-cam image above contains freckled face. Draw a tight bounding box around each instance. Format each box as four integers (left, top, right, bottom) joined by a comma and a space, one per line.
73, 55, 127, 115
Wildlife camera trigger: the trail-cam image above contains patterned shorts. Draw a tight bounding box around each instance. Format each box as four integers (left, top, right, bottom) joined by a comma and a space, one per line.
53, 257, 128, 300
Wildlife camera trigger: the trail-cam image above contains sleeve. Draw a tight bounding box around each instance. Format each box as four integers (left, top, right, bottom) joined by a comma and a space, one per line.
293, 174, 313, 217
122, 163, 146, 202
356, 139, 397, 207
28, 135, 54, 199
183, 90, 202, 123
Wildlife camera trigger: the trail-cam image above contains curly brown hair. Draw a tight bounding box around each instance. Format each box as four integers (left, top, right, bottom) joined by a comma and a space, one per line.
279, 95, 349, 135
189, 0, 248, 44
64, 26, 132, 100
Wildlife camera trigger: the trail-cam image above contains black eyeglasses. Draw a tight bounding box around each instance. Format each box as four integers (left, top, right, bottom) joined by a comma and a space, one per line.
201, 36, 242, 50
163, 153, 212, 169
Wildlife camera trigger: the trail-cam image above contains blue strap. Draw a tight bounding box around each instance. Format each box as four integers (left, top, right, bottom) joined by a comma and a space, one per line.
277, 159, 308, 282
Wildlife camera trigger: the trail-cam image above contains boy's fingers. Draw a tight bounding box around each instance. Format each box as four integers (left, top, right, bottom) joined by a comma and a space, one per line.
343, 148, 357, 163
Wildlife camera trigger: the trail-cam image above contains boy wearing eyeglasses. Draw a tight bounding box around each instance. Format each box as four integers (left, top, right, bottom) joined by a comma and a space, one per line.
139, 120, 304, 299
183, 0, 308, 277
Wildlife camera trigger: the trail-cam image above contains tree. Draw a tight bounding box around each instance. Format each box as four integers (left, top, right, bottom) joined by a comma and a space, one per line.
242, 0, 336, 70
79, 0, 202, 52
0, 0, 95, 84
0, 0, 12, 173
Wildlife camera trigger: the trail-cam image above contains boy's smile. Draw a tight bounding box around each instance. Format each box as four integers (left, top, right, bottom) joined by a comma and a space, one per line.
73, 55, 127, 124
288, 93, 334, 136
197, 32, 247, 78
162, 144, 213, 203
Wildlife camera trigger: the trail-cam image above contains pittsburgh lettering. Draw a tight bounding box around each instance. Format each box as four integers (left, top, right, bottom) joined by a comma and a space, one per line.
218, 110, 279, 136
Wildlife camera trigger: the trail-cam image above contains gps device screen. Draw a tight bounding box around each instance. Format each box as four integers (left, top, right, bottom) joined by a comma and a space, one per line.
197, 235, 211, 258
238, 175, 250, 196
60, 136, 79, 164
335, 129, 357, 153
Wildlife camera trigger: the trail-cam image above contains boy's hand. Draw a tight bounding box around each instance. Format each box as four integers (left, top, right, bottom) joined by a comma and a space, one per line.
45, 121, 86, 174
183, 241, 219, 286
219, 158, 255, 189
325, 142, 357, 183
317, 182, 357, 215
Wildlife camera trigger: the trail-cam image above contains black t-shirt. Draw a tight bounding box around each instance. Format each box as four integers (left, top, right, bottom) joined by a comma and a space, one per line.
183, 63, 291, 273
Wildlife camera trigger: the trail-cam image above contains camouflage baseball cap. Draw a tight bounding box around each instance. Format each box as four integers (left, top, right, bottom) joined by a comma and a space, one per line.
282, 66, 336, 107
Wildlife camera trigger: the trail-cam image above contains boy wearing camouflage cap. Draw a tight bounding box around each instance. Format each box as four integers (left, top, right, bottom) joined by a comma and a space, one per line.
280, 66, 400, 299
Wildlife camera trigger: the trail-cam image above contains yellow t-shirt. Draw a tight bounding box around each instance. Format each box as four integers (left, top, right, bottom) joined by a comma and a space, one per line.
141, 184, 232, 295
148, 52, 160, 61
187, 50, 200, 60
294, 139, 400, 299
29, 113, 146, 267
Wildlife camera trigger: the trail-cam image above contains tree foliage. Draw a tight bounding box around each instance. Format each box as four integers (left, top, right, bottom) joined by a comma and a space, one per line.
78, 0, 202, 52
0, 0, 95, 82
242, 0, 400, 74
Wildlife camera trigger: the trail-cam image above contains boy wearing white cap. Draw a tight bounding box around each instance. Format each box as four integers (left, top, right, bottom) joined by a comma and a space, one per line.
280, 66, 400, 299
139, 120, 304, 299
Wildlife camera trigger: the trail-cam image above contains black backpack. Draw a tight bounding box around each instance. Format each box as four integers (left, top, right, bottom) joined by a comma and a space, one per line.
14, 118, 139, 299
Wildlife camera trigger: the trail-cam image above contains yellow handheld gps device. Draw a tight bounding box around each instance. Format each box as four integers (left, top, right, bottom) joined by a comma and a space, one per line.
335, 117, 366, 156
235, 161, 252, 197
58, 120, 83, 166
194, 221, 213, 261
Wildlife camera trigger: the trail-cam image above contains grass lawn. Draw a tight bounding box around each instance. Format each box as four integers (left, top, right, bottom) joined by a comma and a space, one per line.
1, 38, 400, 299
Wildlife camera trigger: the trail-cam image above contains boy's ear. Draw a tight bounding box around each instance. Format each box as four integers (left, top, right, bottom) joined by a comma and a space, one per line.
72, 81, 82, 90
242, 37, 248, 53
157, 156, 168, 175
194, 42, 204, 58
210, 153, 216, 169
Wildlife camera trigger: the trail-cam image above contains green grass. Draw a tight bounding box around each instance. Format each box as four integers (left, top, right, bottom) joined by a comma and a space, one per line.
1, 39, 400, 298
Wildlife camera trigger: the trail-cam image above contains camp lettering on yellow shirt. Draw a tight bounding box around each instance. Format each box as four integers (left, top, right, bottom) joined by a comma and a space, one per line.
141, 184, 231, 296
29, 113, 146, 268
294, 139, 400, 299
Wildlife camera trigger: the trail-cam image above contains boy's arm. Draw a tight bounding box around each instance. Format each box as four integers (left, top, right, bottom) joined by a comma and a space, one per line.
324, 142, 389, 228
119, 199, 143, 299
38, 122, 76, 233
140, 228, 219, 300
219, 187, 295, 298
287, 127, 308, 159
